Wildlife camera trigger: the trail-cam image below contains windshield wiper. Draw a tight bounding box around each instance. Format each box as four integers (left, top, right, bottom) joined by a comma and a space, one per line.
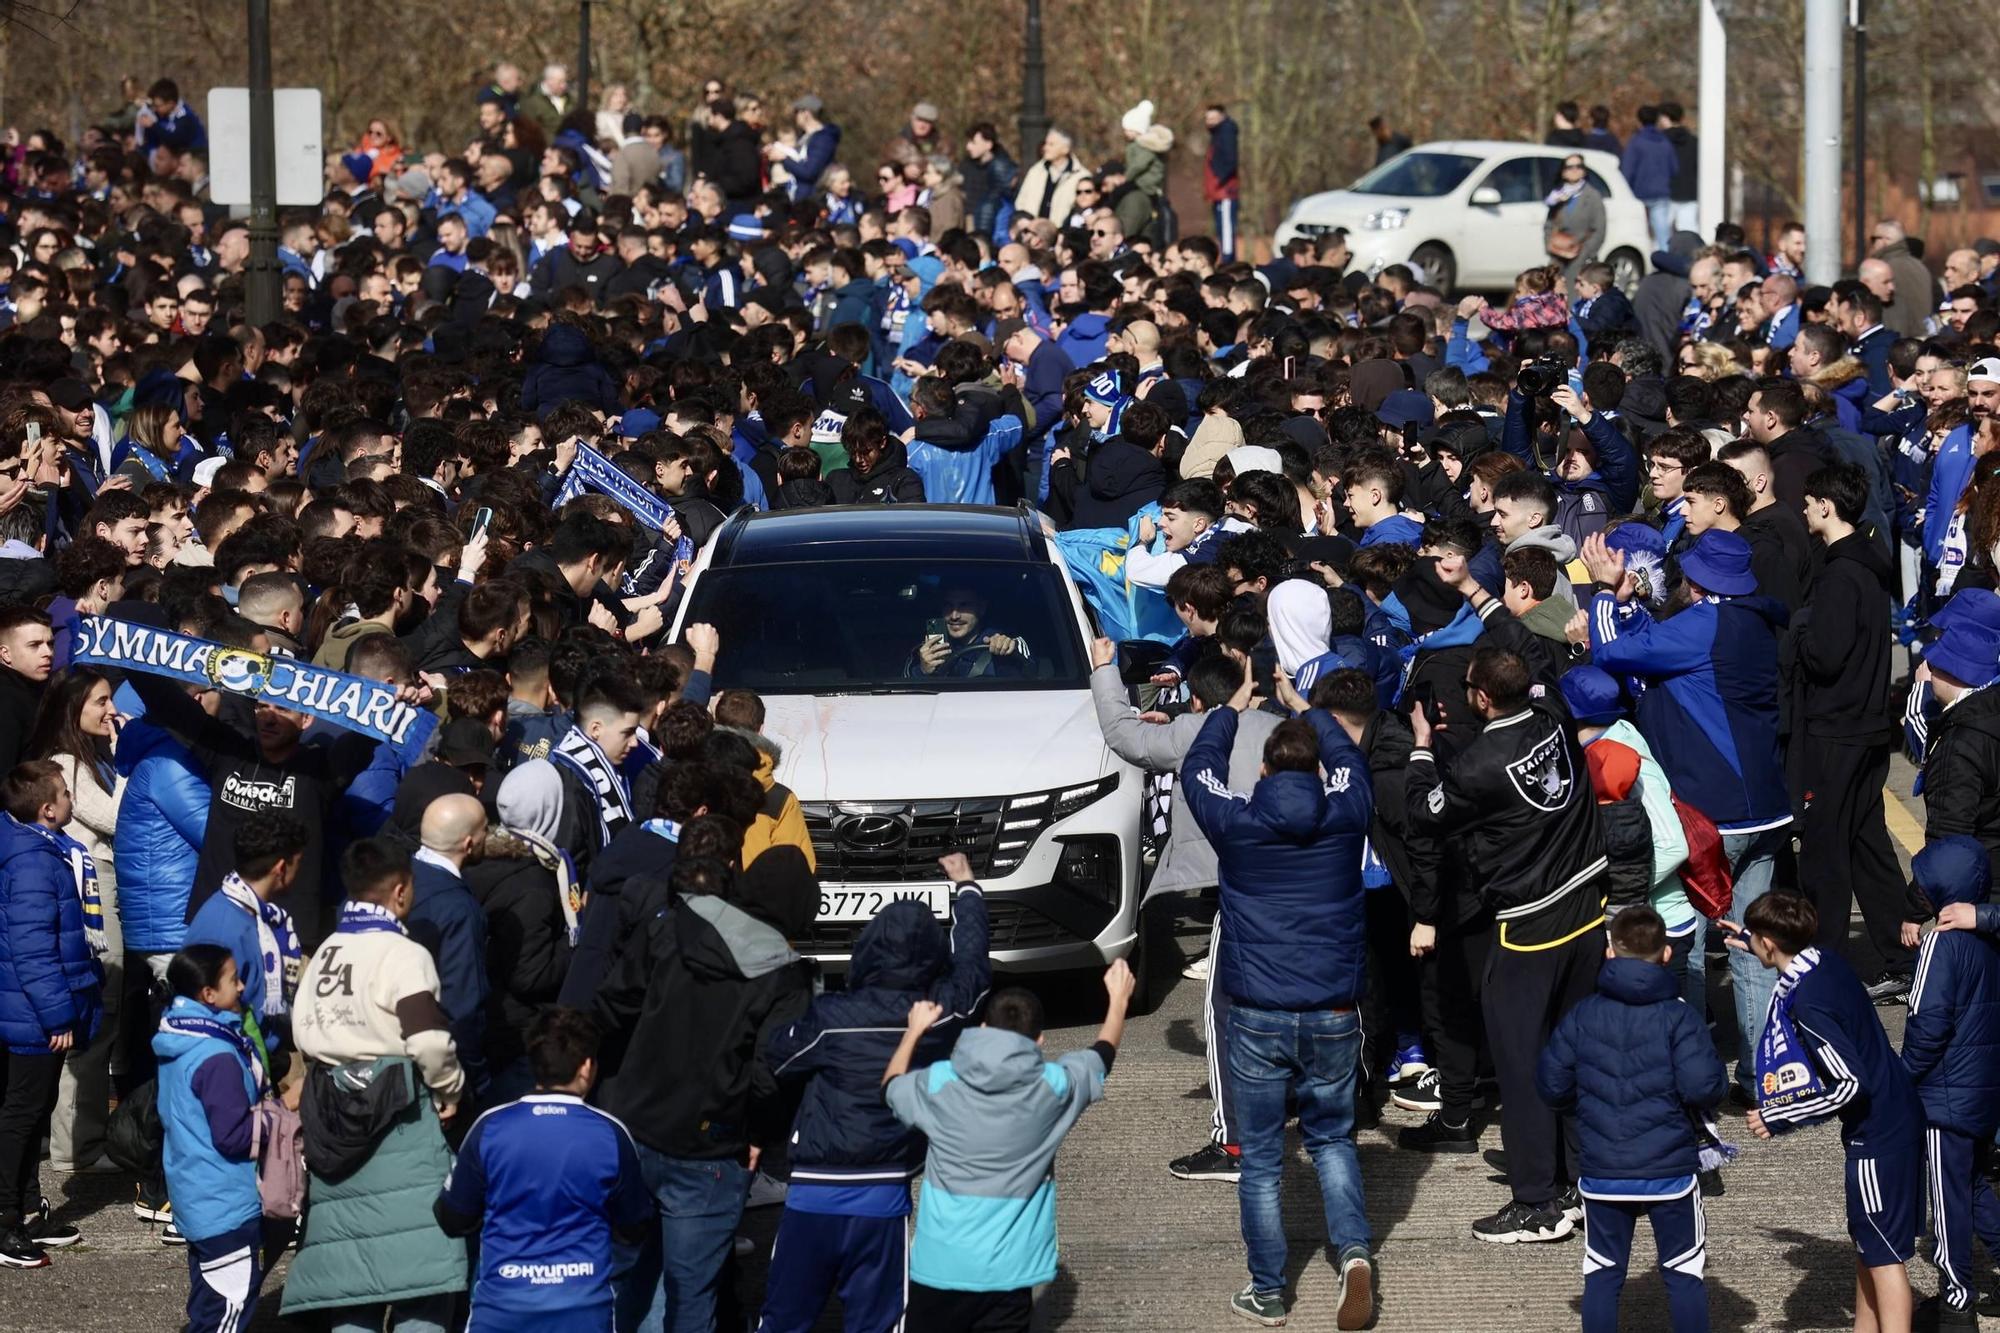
825, 687, 941, 696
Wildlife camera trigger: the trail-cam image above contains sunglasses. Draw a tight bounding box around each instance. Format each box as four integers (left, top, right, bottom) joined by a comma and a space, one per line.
1090, 228, 1115, 238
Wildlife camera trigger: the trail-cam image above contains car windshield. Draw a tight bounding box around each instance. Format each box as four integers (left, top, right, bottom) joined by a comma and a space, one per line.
1348, 151, 1482, 198
682, 559, 1089, 694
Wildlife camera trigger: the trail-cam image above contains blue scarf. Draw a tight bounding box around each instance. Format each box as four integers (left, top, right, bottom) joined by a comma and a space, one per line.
335, 900, 406, 936
13, 817, 105, 958
1755, 946, 1831, 1119
160, 999, 266, 1094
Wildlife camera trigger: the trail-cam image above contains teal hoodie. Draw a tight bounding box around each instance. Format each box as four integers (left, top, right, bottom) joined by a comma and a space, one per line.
153, 996, 261, 1243
885, 1027, 1107, 1291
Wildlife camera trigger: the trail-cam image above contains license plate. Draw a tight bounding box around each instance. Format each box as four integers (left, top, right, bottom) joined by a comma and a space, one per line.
817, 886, 946, 922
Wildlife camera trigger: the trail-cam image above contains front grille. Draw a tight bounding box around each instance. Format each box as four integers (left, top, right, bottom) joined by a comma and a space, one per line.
802, 777, 1117, 883
798, 900, 1074, 956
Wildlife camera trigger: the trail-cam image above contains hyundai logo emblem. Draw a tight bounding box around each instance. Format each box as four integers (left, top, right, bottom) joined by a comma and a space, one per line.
836, 814, 908, 849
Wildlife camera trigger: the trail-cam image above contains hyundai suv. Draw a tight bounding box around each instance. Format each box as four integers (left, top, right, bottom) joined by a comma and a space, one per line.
668, 504, 1145, 991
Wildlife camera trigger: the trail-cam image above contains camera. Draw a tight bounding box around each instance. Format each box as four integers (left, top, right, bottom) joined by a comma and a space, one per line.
1516, 359, 1566, 397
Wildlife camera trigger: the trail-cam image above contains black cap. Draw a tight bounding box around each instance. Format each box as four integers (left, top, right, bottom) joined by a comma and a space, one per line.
435, 717, 496, 769
47, 378, 94, 411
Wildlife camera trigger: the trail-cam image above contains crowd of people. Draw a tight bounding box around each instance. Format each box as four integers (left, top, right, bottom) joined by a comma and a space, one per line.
0, 59, 1990, 1333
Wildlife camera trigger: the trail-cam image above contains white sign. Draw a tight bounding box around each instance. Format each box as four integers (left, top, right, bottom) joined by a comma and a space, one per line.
206, 88, 325, 207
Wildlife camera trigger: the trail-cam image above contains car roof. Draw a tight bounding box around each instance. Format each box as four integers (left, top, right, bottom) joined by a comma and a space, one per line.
708, 502, 1050, 567
1414, 139, 1620, 165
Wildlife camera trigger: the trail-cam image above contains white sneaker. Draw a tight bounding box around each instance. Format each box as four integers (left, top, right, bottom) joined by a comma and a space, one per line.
744, 1170, 788, 1209
1182, 954, 1211, 981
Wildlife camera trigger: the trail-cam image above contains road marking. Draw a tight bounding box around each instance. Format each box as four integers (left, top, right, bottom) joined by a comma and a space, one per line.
1884, 788, 1924, 858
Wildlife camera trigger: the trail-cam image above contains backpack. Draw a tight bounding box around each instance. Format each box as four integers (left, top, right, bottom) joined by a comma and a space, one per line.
105, 1078, 164, 1175
1671, 794, 1733, 919
250, 1098, 306, 1220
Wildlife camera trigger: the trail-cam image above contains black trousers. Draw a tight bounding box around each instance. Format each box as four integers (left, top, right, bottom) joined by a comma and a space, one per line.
0, 1048, 64, 1224
1360, 888, 1423, 1085
1483, 927, 1603, 1206
1796, 737, 1913, 982
907, 1282, 1032, 1332
1419, 918, 1492, 1120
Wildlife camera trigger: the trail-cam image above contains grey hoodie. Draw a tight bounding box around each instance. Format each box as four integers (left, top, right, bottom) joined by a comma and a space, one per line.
1509, 525, 1580, 602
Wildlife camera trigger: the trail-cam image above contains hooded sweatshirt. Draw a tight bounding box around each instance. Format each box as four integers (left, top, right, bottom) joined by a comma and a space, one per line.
1268, 578, 1333, 679
1508, 525, 1580, 601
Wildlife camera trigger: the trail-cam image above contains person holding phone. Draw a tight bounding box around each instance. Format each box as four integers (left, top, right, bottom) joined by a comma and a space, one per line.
906, 588, 1028, 680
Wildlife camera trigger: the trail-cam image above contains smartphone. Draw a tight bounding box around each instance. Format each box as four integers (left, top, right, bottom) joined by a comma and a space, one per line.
470, 507, 494, 540
24, 422, 39, 448
924, 617, 947, 640
1283, 355, 1297, 379
1565, 368, 1585, 399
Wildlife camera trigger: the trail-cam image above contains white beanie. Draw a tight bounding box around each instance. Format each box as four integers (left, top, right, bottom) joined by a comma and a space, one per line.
1121, 99, 1154, 135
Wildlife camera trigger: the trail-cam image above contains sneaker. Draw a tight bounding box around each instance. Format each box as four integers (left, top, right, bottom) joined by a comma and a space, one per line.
1229, 1283, 1288, 1326
1556, 1185, 1584, 1224
1915, 1294, 1979, 1328
1471, 1199, 1574, 1244
0, 1227, 47, 1270
1979, 1283, 2000, 1316
1385, 1043, 1430, 1085
1390, 1069, 1442, 1113
1335, 1248, 1374, 1331
731, 1234, 754, 1258
158, 1221, 185, 1247
1397, 1111, 1478, 1154
744, 1170, 788, 1210
1182, 953, 1211, 982
1866, 973, 1912, 1006
132, 1188, 171, 1224
1170, 1141, 1242, 1182
21, 1202, 78, 1251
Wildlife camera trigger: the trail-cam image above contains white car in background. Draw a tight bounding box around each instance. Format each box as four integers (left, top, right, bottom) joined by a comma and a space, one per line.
1274, 140, 1652, 295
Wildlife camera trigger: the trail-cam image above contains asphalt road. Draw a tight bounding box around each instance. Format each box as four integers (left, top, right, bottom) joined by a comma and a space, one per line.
0, 766, 1958, 1331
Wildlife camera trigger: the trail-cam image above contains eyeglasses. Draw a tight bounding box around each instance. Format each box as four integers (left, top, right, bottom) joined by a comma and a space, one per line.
1090, 228, 1116, 238
1647, 459, 1683, 473
1563, 162, 1584, 170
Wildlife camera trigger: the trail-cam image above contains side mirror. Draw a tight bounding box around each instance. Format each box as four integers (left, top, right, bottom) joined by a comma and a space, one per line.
1469, 186, 1503, 207
1116, 638, 1172, 686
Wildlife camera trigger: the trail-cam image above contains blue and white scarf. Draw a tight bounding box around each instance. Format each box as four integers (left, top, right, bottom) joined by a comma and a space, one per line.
551, 724, 634, 845
15, 819, 106, 959
1755, 946, 1831, 1119
160, 1000, 267, 1095
219, 872, 301, 1019
335, 899, 406, 936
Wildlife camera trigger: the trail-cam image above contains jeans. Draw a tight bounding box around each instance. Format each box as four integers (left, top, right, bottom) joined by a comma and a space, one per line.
1228, 1004, 1368, 1296
1723, 827, 1785, 1094
1645, 198, 1675, 252
1678, 915, 1707, 1015
326, 1295, 452, 1333
615, 1146, 748, 1333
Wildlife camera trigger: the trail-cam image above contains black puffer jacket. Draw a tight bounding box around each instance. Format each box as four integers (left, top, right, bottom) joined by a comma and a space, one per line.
1923, 685, 2000, 884
826, 441, 926, 505
463, 829, 573, 1075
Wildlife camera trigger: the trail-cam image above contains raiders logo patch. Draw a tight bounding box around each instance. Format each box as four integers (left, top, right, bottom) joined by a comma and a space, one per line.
1504, 731, 1574, 812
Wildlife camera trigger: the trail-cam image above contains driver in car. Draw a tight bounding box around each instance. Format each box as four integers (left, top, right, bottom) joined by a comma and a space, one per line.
907, 588, 1029, 678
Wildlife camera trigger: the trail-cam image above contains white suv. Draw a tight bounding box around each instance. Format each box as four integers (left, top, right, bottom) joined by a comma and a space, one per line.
1274, 140, 1652, 294
667, 503, 1147, 994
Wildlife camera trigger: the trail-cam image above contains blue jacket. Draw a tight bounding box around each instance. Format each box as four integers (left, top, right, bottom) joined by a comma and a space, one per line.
1758, 947, 1923, 1153
183, 889, 284, 1052
114, 718, 211, 953
1180, 709, 1373, 1010
0, 816, 102, 1054
1620, 126, 1678, 199
153, 997, 260, 1243
766, 889, 990, 1188
1294, 634, 1401, 711
1904, 836, 2000, 1136
785, 123, 841, 199
1588, 593, 1792, 833
908, 413, 1023, 506
1925, 424, 1977, 566
1537, 956, 1728, 1180
141, 101, 207, 153
1357, 513, 1423, 549
407, 858, 490, 1098
334, 734, 409, 843
520, 324, 620, 418
1021, 338, 1076, 447
1055, 311, 1113, 368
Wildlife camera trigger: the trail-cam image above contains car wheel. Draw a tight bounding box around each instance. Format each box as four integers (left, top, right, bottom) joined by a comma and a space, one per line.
1607, 247, 1645, 297
1122, 895, 1165, 1017
1410, 243, 1456, 295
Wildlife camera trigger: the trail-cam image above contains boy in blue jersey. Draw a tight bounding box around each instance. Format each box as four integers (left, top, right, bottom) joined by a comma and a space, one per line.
434, 1008, 650, 1332
1734, 891, 1922, 1333
883, 960, 1134, 1332
1537, 906, 1728, 1333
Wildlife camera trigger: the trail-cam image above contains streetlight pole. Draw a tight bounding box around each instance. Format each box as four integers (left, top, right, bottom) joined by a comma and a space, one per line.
244, 0, 279, 327
1802, 0, 1843, 287
1018, 0, 1048, 161
577, 0, 592, 120
1851, 0, 1867, 263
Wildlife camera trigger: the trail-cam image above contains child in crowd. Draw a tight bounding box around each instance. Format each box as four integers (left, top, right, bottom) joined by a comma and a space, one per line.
154, 944, 267, 1331
1736, 891, 1922, 1333
1537, 906, 1726, 1333
883, 960, 1134, 1332
434, 1008, 650, 1332
1900, 836, 2000, 1328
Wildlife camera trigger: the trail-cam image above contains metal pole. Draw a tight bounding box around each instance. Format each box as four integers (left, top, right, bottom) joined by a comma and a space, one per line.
576, 0, 592, 122
1803, 0, 1843, 286
1698, 0, 1727, 238
1018, 0, 1048, 161
244, 0, 280, 327
1851, 0, 1867, 263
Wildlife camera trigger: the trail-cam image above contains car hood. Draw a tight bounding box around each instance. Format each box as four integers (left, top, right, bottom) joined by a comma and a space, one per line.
1288, 188, 1430, 218
762, 691, 1112, 800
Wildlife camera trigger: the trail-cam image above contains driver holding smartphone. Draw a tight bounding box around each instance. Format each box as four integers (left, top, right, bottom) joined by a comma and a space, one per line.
906, 588, 1028, 679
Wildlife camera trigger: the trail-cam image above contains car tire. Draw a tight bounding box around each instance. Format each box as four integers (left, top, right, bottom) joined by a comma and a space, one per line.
1123, 896, 1164, 1018
1606, 247, 1645, 297
1410, 242, 1456, 295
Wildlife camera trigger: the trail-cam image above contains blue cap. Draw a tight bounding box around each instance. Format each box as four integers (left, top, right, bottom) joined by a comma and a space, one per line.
1927, 621, 2000, 690
133, 368, 187, 411
1376, 389, 1433, 430
726, 213, 766, 243
341, 152, 375, 184
1931, 588, 2000, 635
1558, 666, 1625, 727
1679, 529, 1757, 598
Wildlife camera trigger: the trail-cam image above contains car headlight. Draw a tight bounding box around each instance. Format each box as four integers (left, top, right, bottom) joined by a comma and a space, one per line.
1363, 208, 1408, 230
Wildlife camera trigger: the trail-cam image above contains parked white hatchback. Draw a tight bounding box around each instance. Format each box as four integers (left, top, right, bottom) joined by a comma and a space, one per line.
1274, 140, 1652, 295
